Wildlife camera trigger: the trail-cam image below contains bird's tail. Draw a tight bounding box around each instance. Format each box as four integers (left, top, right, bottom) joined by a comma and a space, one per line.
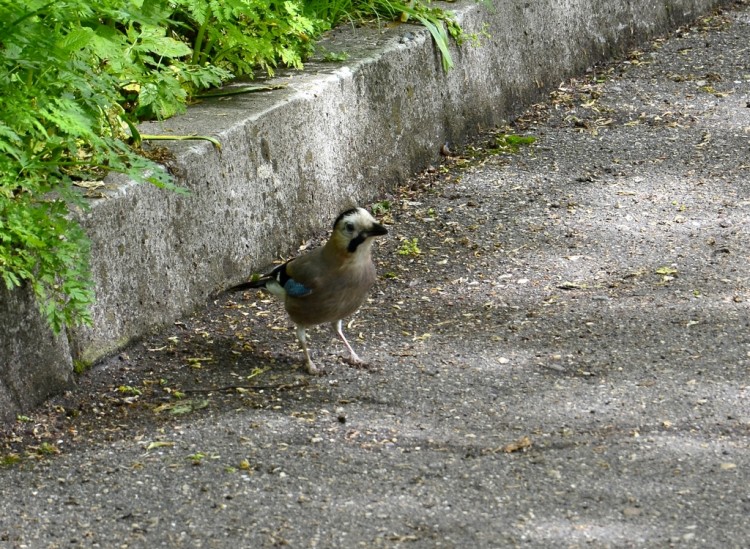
226, 275, 270, 293
227, 263, 287, 298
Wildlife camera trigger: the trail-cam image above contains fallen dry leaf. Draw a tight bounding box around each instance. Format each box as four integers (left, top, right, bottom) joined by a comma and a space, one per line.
503, 436, 532, 453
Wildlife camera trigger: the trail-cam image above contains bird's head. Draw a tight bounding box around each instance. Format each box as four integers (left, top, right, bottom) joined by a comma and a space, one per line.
330, 207, 388, 255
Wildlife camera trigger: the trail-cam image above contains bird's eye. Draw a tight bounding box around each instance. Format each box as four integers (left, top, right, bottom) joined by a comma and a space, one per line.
345, 222, 355, 232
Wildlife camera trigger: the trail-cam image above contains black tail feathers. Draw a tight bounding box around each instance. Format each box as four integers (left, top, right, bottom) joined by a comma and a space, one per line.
227, 277, 268, 293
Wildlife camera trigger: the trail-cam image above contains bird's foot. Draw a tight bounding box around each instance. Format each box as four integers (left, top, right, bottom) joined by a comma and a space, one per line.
342, 355, 376, 370
305, 360, 325, 376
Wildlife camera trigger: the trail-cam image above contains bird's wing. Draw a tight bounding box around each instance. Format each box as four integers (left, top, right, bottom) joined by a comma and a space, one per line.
283, 250, 328, 298
230, 245, 331, 298
281, 271, 314, 297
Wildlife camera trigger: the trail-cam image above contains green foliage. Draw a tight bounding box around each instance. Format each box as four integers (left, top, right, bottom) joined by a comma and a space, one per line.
73, 360, 90, 374
321, 49, 350, 63
187, 452, 206, 465
306, 1, 462, 72
0, 0, 187, 332
371, 200, 392, 216
0, 454, 22, 468
304, 0, 356, 28
117, 385, 143, 396
397, 238, 422, 256
388, 0, 457, 71
80, 2, 232, 120
172, 0, 323, 79
34, 442, 60, 456
492, 134, 537, 154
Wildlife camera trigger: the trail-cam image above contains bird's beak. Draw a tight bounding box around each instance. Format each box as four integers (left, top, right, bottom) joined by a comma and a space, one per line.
367, 223, 388, 237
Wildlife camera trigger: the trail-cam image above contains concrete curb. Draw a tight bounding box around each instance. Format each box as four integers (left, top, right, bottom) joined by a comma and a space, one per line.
0, 284, 72, 422
0, 0, 729, 421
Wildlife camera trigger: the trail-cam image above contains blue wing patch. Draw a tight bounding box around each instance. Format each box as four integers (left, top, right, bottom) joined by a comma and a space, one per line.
271, 262, 312, 297
283, 278, 313, 297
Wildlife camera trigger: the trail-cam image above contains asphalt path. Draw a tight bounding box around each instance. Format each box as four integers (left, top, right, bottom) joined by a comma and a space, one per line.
1, 4, 750, 548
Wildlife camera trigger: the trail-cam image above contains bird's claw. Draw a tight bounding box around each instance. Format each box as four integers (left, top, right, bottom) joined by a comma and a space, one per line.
305, 361, 325, 376
343, 356, 375, 370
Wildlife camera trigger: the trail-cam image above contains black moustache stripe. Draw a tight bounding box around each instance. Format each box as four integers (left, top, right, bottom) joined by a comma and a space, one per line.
348, 234, 367, 253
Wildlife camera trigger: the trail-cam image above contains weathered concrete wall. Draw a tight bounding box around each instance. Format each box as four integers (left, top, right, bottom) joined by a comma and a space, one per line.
0, 284, 72, 422
1, 0, 730, 418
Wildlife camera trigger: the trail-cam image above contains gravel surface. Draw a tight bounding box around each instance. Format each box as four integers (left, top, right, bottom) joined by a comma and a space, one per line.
2, 4, 750, 548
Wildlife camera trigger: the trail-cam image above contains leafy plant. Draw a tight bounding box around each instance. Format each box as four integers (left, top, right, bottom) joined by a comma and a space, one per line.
322, 49, 350, 62
304, 0, 356, 28
371, 200, 392, 216
33, 442, 60, 456
117, 385, 142, 396
0, 1, 174, 332
187, 452, 206, 465
306, 0, 463, 71
77, 3, 233, 121
491, 134, 537, 154
397, 238, 422, 256
0, 453, 22, 468
172, 0, 323, 80
390, 0, 457, 71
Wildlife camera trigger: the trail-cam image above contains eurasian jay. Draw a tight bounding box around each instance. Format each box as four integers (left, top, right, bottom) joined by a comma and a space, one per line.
229, 207, 388, 374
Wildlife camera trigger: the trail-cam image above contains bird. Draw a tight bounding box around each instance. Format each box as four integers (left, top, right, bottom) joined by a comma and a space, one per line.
229, 207, 388, 374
